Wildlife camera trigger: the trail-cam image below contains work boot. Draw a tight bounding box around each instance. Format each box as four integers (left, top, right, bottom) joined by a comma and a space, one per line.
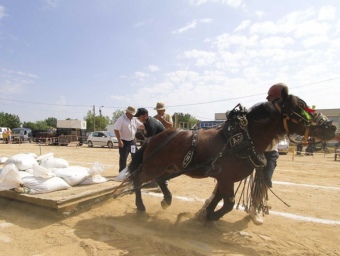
249, 206, 263, 225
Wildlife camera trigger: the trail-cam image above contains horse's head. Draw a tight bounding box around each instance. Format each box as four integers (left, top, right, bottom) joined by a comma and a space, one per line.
274, 89, 337, 141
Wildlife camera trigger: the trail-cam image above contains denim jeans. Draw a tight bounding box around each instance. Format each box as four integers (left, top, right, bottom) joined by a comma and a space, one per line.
262, 150, 279, 188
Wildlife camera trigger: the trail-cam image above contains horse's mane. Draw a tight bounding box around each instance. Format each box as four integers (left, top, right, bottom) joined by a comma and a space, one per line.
246, 101, 285, 144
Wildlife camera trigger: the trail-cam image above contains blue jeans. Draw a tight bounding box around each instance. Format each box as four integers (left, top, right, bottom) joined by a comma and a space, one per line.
261, 150, 279, 188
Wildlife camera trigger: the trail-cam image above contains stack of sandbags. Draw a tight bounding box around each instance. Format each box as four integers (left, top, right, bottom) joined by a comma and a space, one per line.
0, 152, 108, 195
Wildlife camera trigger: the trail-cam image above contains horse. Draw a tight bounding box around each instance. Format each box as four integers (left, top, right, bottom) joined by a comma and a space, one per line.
114, 89, 336, 222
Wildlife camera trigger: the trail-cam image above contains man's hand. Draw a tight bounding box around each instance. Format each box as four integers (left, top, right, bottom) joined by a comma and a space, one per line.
118, 140, 124, 148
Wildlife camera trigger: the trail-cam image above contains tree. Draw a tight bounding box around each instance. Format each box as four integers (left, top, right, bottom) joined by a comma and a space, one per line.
45, 117, 57, 128
112, 109, 124, 124
173, 112, 199, 129
0, 112, 21, 128
83, 110, 94, 132
83, 111, 111, 132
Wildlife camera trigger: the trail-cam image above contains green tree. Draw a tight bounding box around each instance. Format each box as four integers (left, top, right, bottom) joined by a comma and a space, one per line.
112, 109, 124, 123
83, 110, 94, 132
173, 112, 199, 129
83, 111, 111, 132
22, 121, 37, 130
45, 117, 57, 128
0, 112, 21, 128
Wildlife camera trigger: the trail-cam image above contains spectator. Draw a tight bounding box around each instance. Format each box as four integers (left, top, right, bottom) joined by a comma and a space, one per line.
7, 128, 12, 144
113, 106, 143, 172
154, 102, 173, 129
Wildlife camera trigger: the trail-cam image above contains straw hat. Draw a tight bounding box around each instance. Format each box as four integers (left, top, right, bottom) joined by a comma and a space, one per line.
154, 102, 166, 110
125, 106, 137, 115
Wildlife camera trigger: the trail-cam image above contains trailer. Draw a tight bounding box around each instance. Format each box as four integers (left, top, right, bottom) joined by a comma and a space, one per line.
56, 120, 87, 146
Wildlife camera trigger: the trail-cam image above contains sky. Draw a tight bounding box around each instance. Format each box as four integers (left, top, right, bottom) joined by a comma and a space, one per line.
0, 0, 339, 124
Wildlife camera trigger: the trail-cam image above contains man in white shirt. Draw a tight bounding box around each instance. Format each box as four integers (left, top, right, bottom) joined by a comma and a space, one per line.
113, 106, 143, 172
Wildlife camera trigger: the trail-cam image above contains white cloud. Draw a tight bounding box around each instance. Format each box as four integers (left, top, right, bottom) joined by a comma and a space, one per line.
148, 65, 160, 72
0, 81, 24, 94
260, 36, 294, 48
41, 0, 60, 9
0, 5, 5, 20
318, 6, 337, 21
172, 18, 212, 34
234, 20, 251, 32
134, 72, 149, 80
189, 0, 244, 9
134, 19, 154, 28
183, 49, 216, 66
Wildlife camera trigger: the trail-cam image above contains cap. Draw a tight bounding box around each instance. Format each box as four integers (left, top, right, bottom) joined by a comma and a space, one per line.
135, 108, 148, 117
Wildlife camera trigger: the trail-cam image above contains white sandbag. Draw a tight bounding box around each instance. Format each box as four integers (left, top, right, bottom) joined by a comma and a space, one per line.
0, 157, 8, 164
88, 162, 105, 176
52, 166, 90, 186
114, 167, 129, 181
0, 164, 23, 191
27, 153, 38, 159
40, 157, 69, 169
18, 171, 34, 178
25, 168, 33, 174
21, 176, 71, 194
32, 163, 55, 178
36, 152, 54, 162
80, 174, 108, 185
5, 153, 38, 171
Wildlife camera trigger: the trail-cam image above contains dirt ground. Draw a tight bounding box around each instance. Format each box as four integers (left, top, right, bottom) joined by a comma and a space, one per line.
0, 143, 339, 256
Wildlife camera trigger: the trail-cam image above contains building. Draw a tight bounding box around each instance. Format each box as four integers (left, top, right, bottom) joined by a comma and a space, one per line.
315, 109, 340, 132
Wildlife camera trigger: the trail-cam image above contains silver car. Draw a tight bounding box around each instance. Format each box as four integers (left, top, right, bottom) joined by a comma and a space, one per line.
87, 131, 118, 148
278, 138, 290, 155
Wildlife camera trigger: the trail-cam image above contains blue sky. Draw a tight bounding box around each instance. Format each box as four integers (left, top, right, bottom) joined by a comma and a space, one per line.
0, 0, 339, 123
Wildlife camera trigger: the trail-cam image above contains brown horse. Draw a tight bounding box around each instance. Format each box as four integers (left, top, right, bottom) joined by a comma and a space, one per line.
115, 89, 336, 221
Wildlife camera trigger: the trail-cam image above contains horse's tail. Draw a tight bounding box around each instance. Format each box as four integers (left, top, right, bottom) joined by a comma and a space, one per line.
127, 140, 149, 175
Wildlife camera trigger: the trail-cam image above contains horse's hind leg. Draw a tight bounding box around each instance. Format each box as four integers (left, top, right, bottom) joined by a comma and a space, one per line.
157, 180, 172, 210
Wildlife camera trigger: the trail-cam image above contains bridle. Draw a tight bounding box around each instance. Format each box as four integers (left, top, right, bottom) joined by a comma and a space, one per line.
273, 98, 331, 143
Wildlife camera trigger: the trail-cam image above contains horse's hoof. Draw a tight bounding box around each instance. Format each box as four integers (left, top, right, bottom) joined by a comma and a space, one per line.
136, 205, 146, 212
195, 209, 207, 224
161, 200, 169, 210
204, 220, 218, 228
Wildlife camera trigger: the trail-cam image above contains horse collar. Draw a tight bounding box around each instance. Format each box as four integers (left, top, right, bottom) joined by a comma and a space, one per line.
221, 104, 267, 169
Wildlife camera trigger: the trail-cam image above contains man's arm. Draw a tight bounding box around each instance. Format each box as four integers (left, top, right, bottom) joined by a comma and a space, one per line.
154, 114, 173, 129
114, 129, 124, 148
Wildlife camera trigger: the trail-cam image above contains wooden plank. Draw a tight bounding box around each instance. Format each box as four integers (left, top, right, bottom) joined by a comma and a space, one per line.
0, 180, 123, 214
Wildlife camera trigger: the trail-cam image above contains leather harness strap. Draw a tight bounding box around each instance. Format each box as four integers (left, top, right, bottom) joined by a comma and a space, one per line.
182, 130, 199, 168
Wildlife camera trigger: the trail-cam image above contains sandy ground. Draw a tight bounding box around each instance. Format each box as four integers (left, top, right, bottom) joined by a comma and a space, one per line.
0, 142, 339, 256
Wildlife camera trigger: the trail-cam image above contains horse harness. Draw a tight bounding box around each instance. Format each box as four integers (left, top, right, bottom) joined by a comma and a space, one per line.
273, 98, 331, 144
177, 104, 267, 179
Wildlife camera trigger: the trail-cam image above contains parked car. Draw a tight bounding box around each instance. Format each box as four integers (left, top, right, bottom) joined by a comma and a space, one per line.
87, 131, 118, 148
278, 137, 289, 155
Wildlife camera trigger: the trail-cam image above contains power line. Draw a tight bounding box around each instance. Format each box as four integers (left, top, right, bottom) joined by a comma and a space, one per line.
0, 76, 339, 109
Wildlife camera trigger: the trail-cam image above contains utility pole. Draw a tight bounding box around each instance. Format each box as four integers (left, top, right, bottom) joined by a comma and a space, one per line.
93, 105, 95, 132
99, 106, 103, 130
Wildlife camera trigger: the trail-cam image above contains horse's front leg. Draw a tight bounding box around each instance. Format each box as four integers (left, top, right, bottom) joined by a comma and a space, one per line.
206, 183, 235, 221
157, 180, 172, 209
132, 173, 146, 212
